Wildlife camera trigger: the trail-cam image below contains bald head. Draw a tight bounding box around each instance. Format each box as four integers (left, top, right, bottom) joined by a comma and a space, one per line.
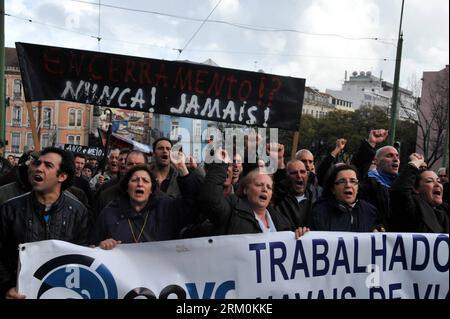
374, 146, 400, 175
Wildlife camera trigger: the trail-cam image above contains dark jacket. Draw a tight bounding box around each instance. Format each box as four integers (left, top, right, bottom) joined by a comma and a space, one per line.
390, 164, 449, 233
0, 191, 90, 297
311, 197, 381, 232
351, 140, 392, 228
273, 168, 313, 228
198, 163, 294, 235
93, 184, 121, 222
90, 171, 201, 245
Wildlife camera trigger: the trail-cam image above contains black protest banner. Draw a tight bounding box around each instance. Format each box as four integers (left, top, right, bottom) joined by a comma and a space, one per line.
16, 42, 305, 131
63, 144, 105, 158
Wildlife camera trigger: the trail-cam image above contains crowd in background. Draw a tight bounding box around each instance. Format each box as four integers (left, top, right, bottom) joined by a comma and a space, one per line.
0, 128, 448, 299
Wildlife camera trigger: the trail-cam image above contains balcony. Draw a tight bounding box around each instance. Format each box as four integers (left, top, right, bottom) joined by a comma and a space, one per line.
11, 119, 21, 127
11, 146, 20, 153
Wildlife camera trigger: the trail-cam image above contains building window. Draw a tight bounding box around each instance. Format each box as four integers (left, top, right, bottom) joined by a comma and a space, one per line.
12, 106, 22, 126
170, 120, 179, 141
69, 109, 82, 127
41, 134, 50, 148
13, 80, 22, 99
25, 133, 35, 152
67, 135, 81, 145
193, 120, 202, 140
42, 107, 52, 128
11, 132, 20, 153
27, 106, 38, 127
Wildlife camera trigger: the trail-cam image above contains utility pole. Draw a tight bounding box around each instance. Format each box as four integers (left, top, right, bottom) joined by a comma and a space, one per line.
388, 0, 405, 145
442, 114, 449, 168
0, 0, 6, 154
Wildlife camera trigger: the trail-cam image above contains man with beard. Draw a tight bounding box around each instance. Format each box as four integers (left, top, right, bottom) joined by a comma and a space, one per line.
0, 147, 89, 299
150, 138, 181, 198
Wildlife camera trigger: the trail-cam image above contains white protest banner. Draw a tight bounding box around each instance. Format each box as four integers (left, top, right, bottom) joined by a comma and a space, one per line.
18, 231, 448, 299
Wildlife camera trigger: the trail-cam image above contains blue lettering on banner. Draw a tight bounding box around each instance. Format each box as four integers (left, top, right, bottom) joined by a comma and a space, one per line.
353, 236, 366, 273
411, 235, 430, 271
249, 243, 266, 283
369, 287, 385, 299
125, 281, 235, 299
312, 239, 329, 277
371, 234, 387, 272
389, 235, 407, 271
290, 239, 309, 279
389, 283, 402, 299
185, 281, 235, 299
332, 237, 351, 275
269, 241, 288, 281
433, 235, 449, 272
412, 283, 442, 299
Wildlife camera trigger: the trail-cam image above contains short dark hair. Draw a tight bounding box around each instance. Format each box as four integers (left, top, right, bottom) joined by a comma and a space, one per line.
322, 164, 360, 199
119, 164, 158, 195
152, 137, 173, 152
40, 147, 75, 190
119, 148, 131, 156
414, 169, 434, 189
83, 163, 94, 172
74, 154, 87, 161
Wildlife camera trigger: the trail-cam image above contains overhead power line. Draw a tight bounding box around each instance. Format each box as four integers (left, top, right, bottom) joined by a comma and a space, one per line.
177, 0, 222, 58
69, 0, 395, 42
4, 12, 395, 62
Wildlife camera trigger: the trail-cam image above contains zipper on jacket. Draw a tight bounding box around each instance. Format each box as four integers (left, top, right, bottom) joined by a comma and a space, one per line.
27, 218, 32, 242
61, 217, 67, 238
45, 219, 50, 240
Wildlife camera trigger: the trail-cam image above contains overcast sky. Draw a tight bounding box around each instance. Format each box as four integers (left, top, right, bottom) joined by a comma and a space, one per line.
5, 0, 449, 92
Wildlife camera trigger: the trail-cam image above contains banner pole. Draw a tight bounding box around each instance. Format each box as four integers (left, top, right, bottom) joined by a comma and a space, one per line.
26, 102, 41, 151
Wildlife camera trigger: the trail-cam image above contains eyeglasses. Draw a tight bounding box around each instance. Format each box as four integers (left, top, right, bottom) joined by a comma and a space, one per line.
130, 177, 151, 183
334, 178, 359, 186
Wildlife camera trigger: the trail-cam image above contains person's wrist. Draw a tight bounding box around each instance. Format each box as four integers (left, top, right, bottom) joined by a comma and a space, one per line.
178, 165, 189, 176
408, 161, 420, 169
366, 139, 376, 148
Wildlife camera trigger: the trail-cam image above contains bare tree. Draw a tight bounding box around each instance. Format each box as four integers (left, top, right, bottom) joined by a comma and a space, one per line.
403, 68, 449, 168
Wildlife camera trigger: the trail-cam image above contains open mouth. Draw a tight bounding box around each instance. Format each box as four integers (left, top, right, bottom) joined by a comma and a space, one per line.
433, 190, 441, 196
161, 155, 169, 160
33, 175, 44, 182
259, 194, 268, 201
344, 191, 353, 196
296, 180, 304, 186
392, 163, 399, 169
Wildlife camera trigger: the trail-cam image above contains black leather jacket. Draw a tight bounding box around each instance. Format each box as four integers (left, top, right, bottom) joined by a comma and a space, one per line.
0, 191, 90, 297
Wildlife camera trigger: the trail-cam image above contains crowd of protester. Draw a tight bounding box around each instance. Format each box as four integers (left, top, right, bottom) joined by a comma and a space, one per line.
0, 128, 448, 298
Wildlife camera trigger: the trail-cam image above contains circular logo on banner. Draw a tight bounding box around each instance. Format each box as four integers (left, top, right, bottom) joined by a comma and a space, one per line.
33, 254, 118, 299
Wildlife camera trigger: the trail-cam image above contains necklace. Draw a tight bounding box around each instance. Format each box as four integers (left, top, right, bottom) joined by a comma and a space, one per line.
128, 210, 150, 243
